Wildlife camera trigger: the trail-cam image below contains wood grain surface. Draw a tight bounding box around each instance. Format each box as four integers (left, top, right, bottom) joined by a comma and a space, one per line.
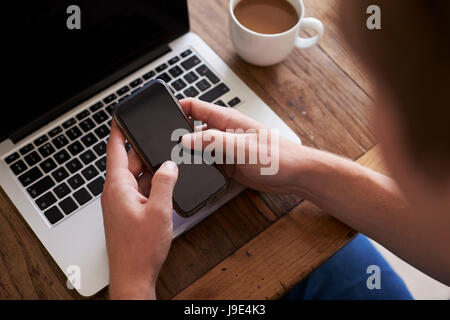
0, 0, 378, 299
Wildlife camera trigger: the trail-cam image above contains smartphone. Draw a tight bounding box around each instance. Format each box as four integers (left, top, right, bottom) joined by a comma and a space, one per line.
113, 79, 228, 217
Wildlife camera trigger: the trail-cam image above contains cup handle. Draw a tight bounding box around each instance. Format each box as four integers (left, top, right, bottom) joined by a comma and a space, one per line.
295, 17, 324, 49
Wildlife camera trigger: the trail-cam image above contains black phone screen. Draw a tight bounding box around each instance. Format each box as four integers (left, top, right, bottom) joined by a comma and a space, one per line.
114, 80, 227, 215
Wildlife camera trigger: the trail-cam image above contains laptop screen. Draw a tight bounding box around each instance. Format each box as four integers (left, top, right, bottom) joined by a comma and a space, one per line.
3, 1, 189, 142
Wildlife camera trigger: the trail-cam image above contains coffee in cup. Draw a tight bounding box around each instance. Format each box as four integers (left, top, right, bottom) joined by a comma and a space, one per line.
229, 0, 324, 66
234, 0, 299, 35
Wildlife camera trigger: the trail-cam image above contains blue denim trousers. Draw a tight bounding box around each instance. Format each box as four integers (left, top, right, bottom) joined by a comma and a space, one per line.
284, 234, 413, 300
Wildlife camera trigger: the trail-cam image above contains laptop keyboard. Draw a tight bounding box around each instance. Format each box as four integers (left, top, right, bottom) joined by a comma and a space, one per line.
3, 48, 241, 226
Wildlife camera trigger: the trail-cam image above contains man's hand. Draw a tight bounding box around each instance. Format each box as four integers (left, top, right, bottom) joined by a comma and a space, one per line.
101, 121, 178, 299
180, 98, 304, 195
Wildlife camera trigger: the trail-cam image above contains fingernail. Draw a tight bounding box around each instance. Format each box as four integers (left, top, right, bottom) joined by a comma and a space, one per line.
161, 160, 178, 171
194, 123, 207, 132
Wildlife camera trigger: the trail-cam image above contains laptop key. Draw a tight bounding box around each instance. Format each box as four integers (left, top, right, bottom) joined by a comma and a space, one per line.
93, 141, 107, 156
180, 49, 192, 57
66, 126, 82, 140
195, 79, 211, 92
54, 149, 71, 165
183, 86, 200, 98
62, 118, 76, 129
175, 94, 184, 100
68, 174, 85, 190
52, 167, 69, 182
52, 134, 69, 149
184, 71, 199, 84
117, 86, 130, 96
168, 56, 180, 65
205, 71, 220, 84
181, 55, 201, 71
198, 83, 230, 103
76, 110, 90, 121
80, 149, 96, 165
79, 118, 95, 132
40, 158, 57, 173
95, 156, 106, 172
27, 176, 55, 199
87, 176, 105, 196
66, 158, 83, 174
81, 133, 98, 148
82, 165, 99, 181
43, 206, 64, 224
143, 70, 155, 80
156, 63, 168, 73
38, 143, 55, 157
73, 188, 92, 205
10, 160, 27, 175
36, 192, 57, 211
24, 151, 41, 166
48, 126, 62, 137
89, 102, 103, 112
19, 144, 34, 155
196, 65, 220, 84
93, 110, 108, 124
130, 78, 143, 88
94, 125, 110, 139
214, 100, 227, 107
67, 141, 84, 156
157, 72, 171, 83
19, 167, 43, 187
172, 79, 187, 92
103, 94, 116, 104
5, 152, 20, 164
34, 135, 49, 147
195, 65, 209, 76
168, 66, 183, 78
53, 182, 71, 199
228, 97, 241, 107
105, 104, 115, 115
59, 197, 78, 215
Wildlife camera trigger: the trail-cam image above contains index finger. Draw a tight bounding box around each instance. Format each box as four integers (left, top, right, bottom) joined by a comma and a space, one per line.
106, 120, 129, 180
179, 98, 265, 131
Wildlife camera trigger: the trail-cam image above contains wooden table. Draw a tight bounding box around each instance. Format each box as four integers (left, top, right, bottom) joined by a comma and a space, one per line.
0, 0, 381, 299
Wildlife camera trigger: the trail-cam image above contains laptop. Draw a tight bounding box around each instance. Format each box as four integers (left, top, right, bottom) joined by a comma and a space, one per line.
0, 0, 300, 296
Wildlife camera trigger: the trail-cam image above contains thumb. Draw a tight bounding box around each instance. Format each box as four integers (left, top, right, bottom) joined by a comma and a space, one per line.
147, 161, 179, 211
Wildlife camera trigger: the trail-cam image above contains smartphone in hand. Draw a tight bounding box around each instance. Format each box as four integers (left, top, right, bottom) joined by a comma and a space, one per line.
113, 79, 228, 217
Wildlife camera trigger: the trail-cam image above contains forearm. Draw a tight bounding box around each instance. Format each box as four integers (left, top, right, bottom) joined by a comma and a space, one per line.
109, 275, 157, 300
292, 146, 450, 283
108, 264, 157, 299
293, 146, 407, 238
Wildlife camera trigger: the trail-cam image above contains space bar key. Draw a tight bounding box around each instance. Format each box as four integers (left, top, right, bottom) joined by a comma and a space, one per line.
198, 83, 230, 103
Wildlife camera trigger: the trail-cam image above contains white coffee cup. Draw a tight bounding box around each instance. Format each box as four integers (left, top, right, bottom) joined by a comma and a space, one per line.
229, 0, 324, 66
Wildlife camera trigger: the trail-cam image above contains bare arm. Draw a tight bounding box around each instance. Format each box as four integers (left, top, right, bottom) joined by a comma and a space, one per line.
181, 98, 450, 285
292, 146, 450, 285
